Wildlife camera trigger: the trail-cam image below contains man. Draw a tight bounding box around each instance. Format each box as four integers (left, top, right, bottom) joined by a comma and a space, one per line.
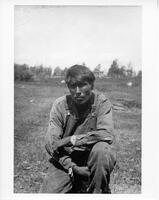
40, 65, 116, 193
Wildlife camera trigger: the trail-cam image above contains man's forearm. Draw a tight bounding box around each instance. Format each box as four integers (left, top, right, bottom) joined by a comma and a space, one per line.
74, 130, 114, 147
56, 137, 72, 148
49, 136, 73, 153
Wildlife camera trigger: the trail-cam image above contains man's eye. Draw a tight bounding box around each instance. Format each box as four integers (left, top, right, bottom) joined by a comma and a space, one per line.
78, 82, 87, 87
69, 84, 76, 88
68, 82, 88, 89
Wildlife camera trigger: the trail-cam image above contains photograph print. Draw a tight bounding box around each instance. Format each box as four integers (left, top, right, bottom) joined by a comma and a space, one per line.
14, 5, 142, 193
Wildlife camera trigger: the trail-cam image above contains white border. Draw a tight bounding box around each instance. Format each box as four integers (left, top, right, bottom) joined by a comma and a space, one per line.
0, 0, 158, 200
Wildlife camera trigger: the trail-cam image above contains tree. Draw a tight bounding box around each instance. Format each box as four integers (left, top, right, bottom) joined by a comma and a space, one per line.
137, 70, 142, 78
43, 67, 52, 77
93, 64, 103, 78
107, 59, 120, 78
30, 64, 52, 79
53, 66, 62, 76
61, 67, 68, 76
126, 62, 133, 78
82, 62, 86, 66
119, 65, 126, 78
14, 63, 33, 81
94, 64, 102, 72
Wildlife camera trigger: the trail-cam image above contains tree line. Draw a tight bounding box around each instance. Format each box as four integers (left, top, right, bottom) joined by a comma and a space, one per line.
14, 60, 142, 81
14, 63, 52, 81
107, 59, 141, 79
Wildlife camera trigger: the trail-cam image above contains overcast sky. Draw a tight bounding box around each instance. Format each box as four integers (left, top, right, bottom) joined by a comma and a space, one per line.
14, 6, 142, 72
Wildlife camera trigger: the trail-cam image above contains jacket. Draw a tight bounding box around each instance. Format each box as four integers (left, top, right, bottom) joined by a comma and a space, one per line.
45, 91, 114, 171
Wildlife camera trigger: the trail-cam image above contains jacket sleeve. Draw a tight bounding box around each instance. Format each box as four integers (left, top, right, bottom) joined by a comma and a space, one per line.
74, 97, 114, 148
45, 99, 76, 171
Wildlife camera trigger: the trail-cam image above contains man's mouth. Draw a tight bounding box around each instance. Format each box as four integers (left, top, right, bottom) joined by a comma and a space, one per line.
74, 97, 84, 101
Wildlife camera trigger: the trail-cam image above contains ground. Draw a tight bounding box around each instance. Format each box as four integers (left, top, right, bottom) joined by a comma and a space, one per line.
14, 77, 141, 193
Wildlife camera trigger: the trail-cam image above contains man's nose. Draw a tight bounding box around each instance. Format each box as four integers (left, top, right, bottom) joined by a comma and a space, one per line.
75, 86, 81, 94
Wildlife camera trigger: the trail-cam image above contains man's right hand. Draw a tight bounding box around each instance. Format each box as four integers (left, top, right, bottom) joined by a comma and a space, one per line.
72, 166, 90, 177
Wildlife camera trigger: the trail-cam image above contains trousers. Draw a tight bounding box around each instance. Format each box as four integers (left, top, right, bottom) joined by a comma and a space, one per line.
39, 142, 116, 193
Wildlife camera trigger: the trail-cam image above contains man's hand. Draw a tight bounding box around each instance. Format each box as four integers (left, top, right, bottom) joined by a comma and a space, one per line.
63, 146, 73, 154
72, 166, 90, 177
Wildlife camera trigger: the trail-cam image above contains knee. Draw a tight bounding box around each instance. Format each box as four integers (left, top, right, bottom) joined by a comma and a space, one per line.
88, 142, 116, 171
91, 142, 111, 157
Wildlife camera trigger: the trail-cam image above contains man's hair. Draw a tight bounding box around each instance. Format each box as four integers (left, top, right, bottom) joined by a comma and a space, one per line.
65, 64, 95, 85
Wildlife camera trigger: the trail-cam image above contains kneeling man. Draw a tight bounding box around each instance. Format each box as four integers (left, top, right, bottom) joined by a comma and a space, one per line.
40, 64, 116, 193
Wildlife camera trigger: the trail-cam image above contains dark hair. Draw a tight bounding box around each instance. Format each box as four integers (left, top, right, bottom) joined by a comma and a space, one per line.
65, 64, 95, 85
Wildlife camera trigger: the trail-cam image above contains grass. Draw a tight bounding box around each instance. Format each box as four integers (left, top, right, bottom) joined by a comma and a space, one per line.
14, 77, 141, 193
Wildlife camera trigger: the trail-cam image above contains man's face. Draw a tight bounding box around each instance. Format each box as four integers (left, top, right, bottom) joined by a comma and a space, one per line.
67, 77, 93, 105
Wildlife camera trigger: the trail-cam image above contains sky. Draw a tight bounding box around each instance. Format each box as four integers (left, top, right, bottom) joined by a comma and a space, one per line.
14, 6, 142, 72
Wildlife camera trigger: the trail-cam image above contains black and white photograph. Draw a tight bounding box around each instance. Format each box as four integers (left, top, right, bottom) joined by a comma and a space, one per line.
0, 0, 158, 199
14, 5, 142, 194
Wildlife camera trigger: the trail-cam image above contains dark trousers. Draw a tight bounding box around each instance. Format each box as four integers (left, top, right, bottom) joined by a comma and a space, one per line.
39, 142, 116, 193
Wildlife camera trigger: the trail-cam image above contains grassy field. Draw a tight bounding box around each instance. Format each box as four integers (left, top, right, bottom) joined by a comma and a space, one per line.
14, 77, 141, 193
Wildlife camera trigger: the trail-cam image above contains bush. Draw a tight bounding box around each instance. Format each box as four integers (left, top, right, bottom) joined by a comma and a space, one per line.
14, 64, 33, 81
